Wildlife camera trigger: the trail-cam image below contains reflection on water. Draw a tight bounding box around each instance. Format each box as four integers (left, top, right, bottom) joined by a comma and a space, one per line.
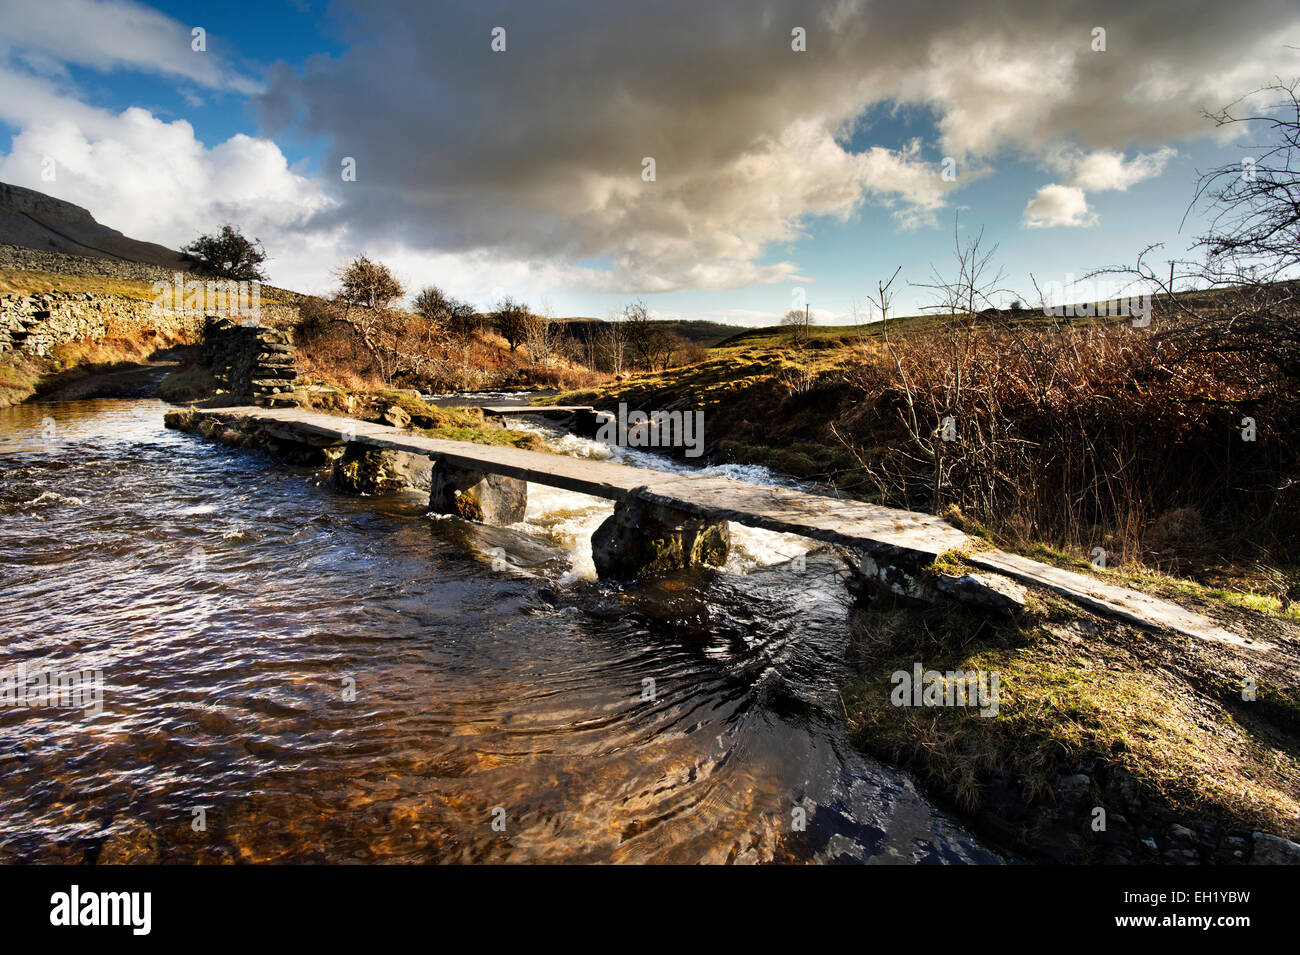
0, 399, 1000, 863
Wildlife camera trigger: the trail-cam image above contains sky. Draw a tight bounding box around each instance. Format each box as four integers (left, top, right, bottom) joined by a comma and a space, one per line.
0, 0, 1297, 325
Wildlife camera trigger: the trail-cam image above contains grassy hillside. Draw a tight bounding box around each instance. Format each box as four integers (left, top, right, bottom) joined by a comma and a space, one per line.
557, 316, 746, 347
552, 293, 1300, 573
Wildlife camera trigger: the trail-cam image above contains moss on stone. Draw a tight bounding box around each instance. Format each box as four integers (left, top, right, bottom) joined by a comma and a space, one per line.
453, 490, 484, 521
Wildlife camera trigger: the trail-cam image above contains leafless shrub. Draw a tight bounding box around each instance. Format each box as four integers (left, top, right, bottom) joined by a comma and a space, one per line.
493, 297, 529, 352
839, 212, 1296, 564
522, 309, 562, 367
623, 299, 678, 371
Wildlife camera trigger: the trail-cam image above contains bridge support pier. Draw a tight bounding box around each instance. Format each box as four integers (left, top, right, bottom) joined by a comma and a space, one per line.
429, 457, 528, 524
572, 409, 601, 439
331, 443, 424, 496
591, 488, 730, 580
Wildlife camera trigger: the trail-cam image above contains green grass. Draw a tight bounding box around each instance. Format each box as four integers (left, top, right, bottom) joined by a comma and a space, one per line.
844, 602, 1300, 842
299, 387, 544, 451
1123, 569, 1300, 621
1006, 542, 1300, 621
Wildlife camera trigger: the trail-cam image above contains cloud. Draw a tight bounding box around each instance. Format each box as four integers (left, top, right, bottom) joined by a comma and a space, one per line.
0, 92, 340, 289
1018, 146, 1178, 228
0, 64, 604, 304
4, 0, 1300, 299
1023, 184, 1096, 228
0, 0, 259, 93
251, 0, 1300, 291
1068, 147, 1178, 192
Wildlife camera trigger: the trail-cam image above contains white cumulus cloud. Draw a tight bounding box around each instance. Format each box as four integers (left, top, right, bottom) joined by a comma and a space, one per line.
1023, 184, 1096, 228
1069, 147, 1178, 192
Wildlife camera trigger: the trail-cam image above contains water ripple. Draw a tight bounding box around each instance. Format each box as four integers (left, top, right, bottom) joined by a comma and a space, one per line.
0, 398, 998, 864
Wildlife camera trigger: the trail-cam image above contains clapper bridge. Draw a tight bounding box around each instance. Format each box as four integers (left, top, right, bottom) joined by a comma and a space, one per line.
166, 404, 1266, 651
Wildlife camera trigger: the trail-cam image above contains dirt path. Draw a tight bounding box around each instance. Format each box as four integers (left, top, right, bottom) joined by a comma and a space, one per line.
36, 349, 189, 401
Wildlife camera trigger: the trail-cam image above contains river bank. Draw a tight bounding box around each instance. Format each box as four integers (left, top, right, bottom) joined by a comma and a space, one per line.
163, 377, 1300, 863
547, 333, 1300, 864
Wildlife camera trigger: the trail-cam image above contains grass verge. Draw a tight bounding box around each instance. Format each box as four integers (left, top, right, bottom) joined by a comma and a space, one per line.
843, 593, 1300, 859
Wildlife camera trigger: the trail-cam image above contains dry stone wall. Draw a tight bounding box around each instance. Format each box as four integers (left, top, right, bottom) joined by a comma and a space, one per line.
0, 243, 306, 334
200, 318, 300, 407
0, 243, 178, 285
0, 289, 203, 357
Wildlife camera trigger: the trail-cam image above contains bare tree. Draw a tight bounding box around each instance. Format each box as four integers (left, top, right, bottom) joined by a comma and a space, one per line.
902, 221, 1014, 508
872, 265, 903, 325
1095, 80, 1300, 381
332, 255, 406, 381
851, 220, 1020, 511
335, 255, 404, 311
623, 299, 677, 370
781, 306, 812, 343
446, 301, 481, 340
600, 309, 628, 375
493, 297, 529, 351
413, 285, 451, 325
1192, 80, 1300, 280
522, 309, 561, 366
778, 306, 816, 394
442, 301, 481, 389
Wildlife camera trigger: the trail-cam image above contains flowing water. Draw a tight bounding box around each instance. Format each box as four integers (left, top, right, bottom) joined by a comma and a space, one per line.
0, 398, 1000, 864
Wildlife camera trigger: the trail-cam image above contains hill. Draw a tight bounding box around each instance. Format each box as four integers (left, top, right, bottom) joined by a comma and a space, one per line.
0, 181, 190, 270
557, 317, 745, 347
